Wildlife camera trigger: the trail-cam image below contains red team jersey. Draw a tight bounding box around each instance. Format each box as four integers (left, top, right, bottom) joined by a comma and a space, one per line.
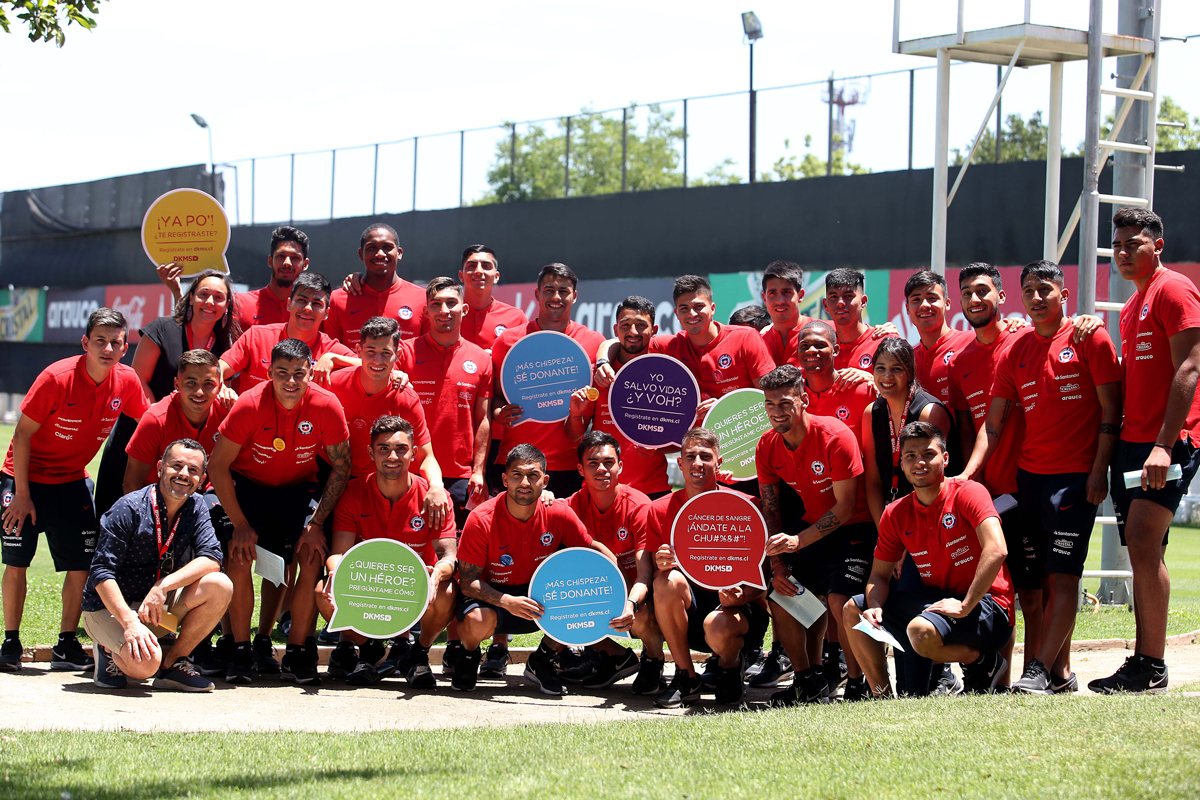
992, 324, 1122, 474
326, 367, 430, 477
804, 380, 875, 447
651, 324, 775, 400
332, 473, 456, 565
760, 319, 812, 368
491, 320, 606, 471
947, 328, 1025, 496
461, 299, 528, 352
4, 357, 150, 484
915, 328, 975, 404
323, 279, 429, 348
567, 485, 652, 585
234, 287, 290, 331
834, 328, 896, 373
755, 416, 871, 525
456, 495, 593, 585
220, 323, 355, 394
218, 381, 349, 487
1119, 268, 1200, 444
592, 386, 670, 495
396, 335, 493, 480
126, 392, 229, 482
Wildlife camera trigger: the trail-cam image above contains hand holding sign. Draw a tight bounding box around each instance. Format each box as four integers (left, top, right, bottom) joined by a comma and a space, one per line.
499, 331, 592, 424
609, 354, 700, 448
329, 539, 430, 638
141, 188, 231, 276
528, 548, 630, 646
669, 491, 767, 590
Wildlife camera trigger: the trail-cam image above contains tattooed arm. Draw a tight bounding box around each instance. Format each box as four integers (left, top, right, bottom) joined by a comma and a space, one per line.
960, 396, 1014, 484
295, 439, 352, 565
764, 477, 856, 556
458, 560, 543, 620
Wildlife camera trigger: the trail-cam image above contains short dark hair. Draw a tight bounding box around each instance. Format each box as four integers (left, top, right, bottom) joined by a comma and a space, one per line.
759, 364, 805, 393
505, 443, 547, 472
270, 226, 309, 259
163, 437, 208, 474
825, 268, 865, 293
86, 308, 127, 337
177, 349, 221, 374
461, 244, 497, 267
799, 318, 836, 343
617, 295, 656, 321
370, 414, 414, 445
1112, 206, 1164, 241
1021, 259, 1065, 288
673, 275, 712, 302
899, 420, 946, 453
680, 427, 719, 454
762, 260, 804, 292
425, 276, 463, 302
958, 262, 1002, 292
728, 305, 770, 329
871, 337, 916, 387
359, 316, 400, 347
360, 222, 400, 250
904, 269, 947, 300
577, 430, 620, 463
290, 271, 332, 301
271, 338, 312, 365
537, 263, 578, 290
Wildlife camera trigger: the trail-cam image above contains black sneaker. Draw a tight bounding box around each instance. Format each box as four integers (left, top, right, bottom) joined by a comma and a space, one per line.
451, 646, 482, 692
252, 634, 281, 675
1051, 671, 1079, 694
376, 636, 413, 679
0, 637, 23, 672
769, 667, 824, 707
317, 623, 340, 645
93, 643, 127, 690
559, 647, 601, 685
655, 670, 704, 709
51, 635, 95, 671
742, 647, 767, 680
406, 644, 437, 689
822, 645, 847, 695
280, 648, 322, 686
524, 646, 567, 696
714, 655, 746, 705
326, 641, 358, 680
842, 675, 869, 702
582, 648, 641, 690
1012, 658, 1053, 695
479, 642, 510, 678
930, 662, 964, 696
700, 654, 721, 689
153, 658, 214, 692
629, 654, 666, 695
442, 640, 465, 677
276, 610, 291, 638
225, 643, 254, 685
962, 652, 1008, 695
748, 643, 794, 688
346, 641, 386, 686
1088, 654, 1168, 695
190, 637, 226, 677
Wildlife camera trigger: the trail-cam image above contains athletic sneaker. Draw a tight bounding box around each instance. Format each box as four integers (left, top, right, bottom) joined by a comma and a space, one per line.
406, 643, 437, 689
557, 647, 598, 684
317, 623, 340, 645
842, 675, 869, 702
582, 648, 641, 690
524, 646, 567, 696
743, 647, 767, 679
962, 652, 1008, 695
190, 637, 226, 677
479, 642, 510, 678
769, 667, 825, 707
655, 670, 704, 709
252, 634, 281, 675
714, 655, 746, 705
451, 646, 482, 692
376, 636, 413, 679
280, 647, 321, 686
1012, 658, 1053, 695
93, 643, 126, 690
629, 655, 666, 695
0, 637, 23, 672
1088, 654, 1169, 695
51, 635, 95, 671
1051, 671, 1079, 694
700, 654, 721, 688
276, 610, 291, 638
930, 663, 964, 696
748, 642, 793, 688
346, 641, 386, 686
442, 640, 465, 677
326, 641, 358, 680
225, 644, 254, 685
822, 644, 848, 694
153, 658, 214, 692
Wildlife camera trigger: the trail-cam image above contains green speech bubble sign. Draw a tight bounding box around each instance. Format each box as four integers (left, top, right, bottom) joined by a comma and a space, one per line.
706, 388, 770, 481
329, 539, 430, 639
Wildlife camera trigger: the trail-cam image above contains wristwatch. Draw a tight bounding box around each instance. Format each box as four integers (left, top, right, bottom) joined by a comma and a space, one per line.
628, 598, 640, 614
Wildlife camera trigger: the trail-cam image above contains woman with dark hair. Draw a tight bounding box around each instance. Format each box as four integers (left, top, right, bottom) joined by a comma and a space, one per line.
93, 269, 241, 515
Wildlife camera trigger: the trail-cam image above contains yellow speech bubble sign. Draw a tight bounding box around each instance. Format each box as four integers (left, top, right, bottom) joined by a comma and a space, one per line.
141, 188, 230, 276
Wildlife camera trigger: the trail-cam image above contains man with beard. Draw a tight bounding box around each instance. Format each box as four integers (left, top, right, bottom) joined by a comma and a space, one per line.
235, 226, 311, 330
324, 223, 428, 347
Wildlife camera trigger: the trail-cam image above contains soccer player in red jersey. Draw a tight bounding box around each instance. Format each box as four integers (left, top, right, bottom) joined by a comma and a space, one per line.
208, 338, 351, 685
1092, 208, 1200, 694
324, 223, 428, 348
1, 308, 151, 672
234, 227, 310, 331
843, 422, 1014, 697
220, 272, 355, 395
318, 415, 458, 688
905, 270, 977, 406
458, 245, 528, 352
561, 431, 664, 692
491, 263, 607, 498
759, 261, 812, 368
755, 366, 875, 705
822, 268, 898, 377
967, 261, 1122, 695
649, 428, 768, 708
454, 444, 617, 695
798, 320, 876, 445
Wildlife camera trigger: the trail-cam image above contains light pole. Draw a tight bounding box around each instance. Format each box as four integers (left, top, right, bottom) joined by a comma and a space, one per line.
190, 113, 216, 198
742, 12, 763, 184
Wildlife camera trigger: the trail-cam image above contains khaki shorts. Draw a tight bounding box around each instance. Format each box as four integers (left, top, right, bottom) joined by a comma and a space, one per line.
82, 588, 189, 654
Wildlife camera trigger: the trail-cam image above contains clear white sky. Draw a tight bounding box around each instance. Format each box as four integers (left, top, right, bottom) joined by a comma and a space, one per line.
2, 0, 1197, 223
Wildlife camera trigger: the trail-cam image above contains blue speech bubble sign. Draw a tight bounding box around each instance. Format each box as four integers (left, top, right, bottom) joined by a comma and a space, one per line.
499, 331, 592, 424
528, 547, 631, 646
608, 354, 700, 448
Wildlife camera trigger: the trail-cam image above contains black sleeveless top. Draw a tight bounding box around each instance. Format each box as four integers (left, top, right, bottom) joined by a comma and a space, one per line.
870, 387, 951, 502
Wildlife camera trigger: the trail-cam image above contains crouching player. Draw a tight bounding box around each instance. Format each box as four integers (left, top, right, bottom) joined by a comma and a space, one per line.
843, 422, 1014, 697
318, 415, 458, 687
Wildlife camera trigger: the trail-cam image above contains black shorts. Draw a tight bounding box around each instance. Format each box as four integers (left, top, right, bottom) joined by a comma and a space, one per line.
646, 490, 672, 501
455, 582, 541, 636
445, 477, 473, 532
1, 474, 97, 571
1111, 439, 1200, 548
852, 587, 1012, 656
781, 521, 877, 598
1016, 469, 1098, 579
485, 439, 504, 496
199, 489, 235, 549
685, 584, 769, 655
998, 504, 1038, 591
232, 472, 318, 566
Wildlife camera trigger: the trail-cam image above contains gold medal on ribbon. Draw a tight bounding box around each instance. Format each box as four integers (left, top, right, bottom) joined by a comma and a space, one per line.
585, 387, 599, 401
272, 437, 286, 451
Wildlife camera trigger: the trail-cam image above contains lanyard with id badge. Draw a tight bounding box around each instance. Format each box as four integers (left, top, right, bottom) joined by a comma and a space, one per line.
151, 490, 182, 632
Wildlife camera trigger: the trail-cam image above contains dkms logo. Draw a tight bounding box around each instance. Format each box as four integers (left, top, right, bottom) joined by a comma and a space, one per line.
836, 406, 850, 421
398, 306, 414, 320
811, 461, 826, 475
1141, 303, 1151, 321
718, 354, 733, 369
411, 516, 425, 531
1058, 347, 1074, 363
298, 421, 313, 435
463, 360, 478, 374
499, 554, 514, 567
941, 513, 956, 528
539, 531, 554, 546
859, 354, 873, 368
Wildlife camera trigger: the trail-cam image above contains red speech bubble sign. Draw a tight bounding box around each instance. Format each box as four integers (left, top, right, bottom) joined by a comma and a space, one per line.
669, 491, 767, 590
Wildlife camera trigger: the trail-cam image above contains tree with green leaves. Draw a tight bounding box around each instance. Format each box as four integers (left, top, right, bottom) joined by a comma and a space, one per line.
953, 110, 1050, 166
0, 1, 102, 47
760, 135, 868, 180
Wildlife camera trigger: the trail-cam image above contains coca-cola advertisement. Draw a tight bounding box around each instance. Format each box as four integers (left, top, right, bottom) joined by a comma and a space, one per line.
103, 284, 177, 343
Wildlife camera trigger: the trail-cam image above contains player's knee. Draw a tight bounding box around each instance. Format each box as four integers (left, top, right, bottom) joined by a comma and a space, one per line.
907, 618, 941, 656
